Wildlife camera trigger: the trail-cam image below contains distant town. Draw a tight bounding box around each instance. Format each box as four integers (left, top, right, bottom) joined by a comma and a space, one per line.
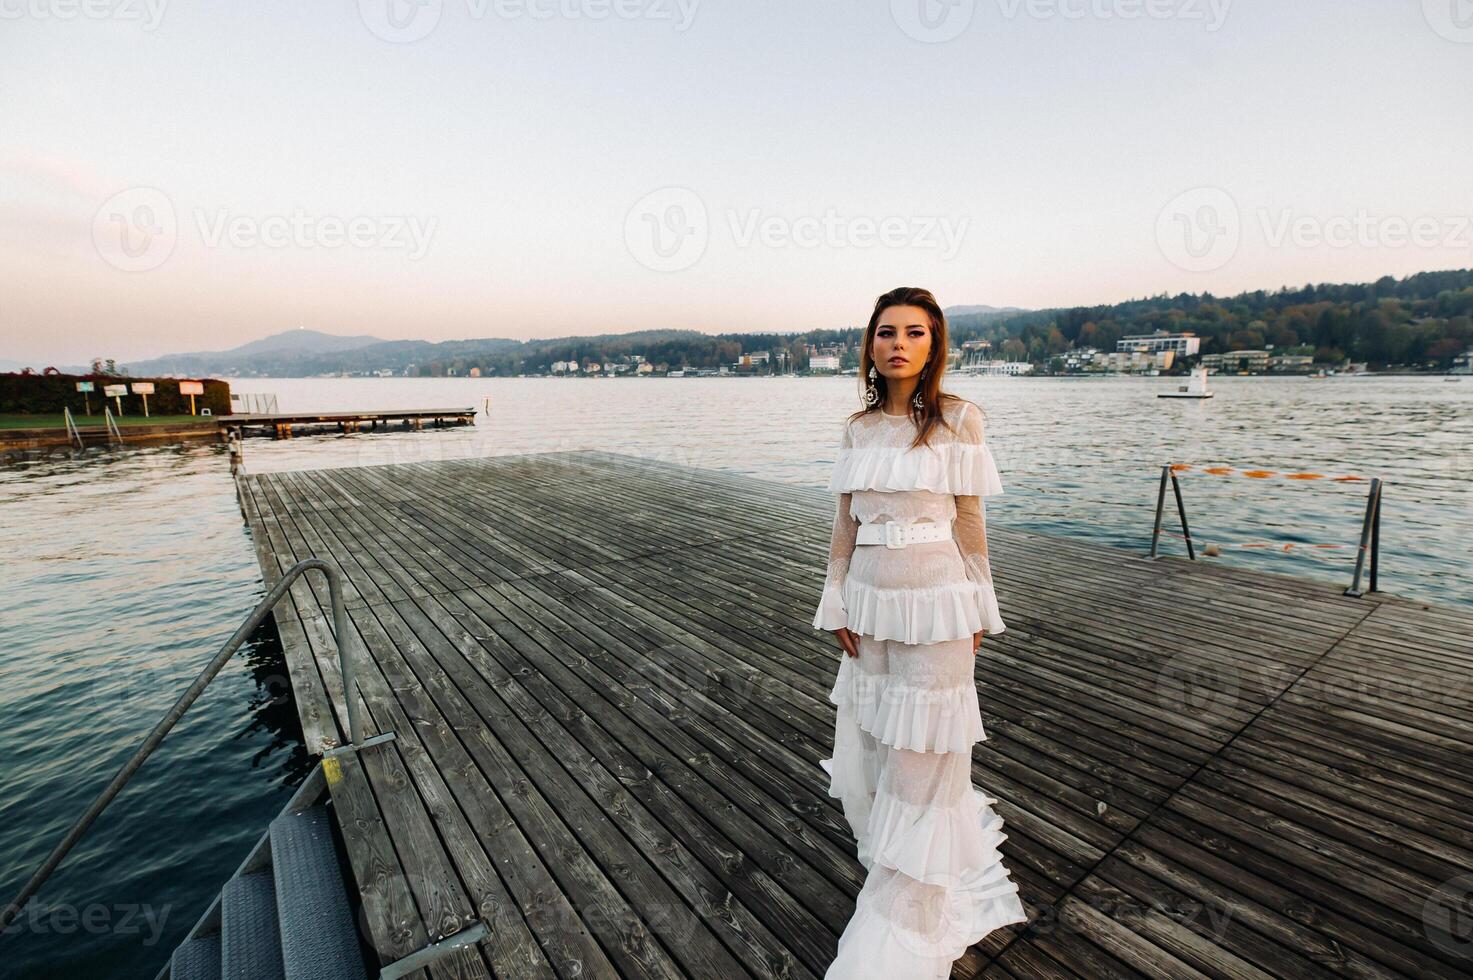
11, 268, 1472, 381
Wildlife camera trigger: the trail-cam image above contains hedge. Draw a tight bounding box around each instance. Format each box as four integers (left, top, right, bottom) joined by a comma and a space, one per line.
0, 373, 232, 416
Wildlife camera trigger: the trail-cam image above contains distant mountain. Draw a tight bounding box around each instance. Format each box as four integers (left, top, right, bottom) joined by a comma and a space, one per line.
229, 329, 384, 357
0, 358, 90, 374
124, 329, 387, 376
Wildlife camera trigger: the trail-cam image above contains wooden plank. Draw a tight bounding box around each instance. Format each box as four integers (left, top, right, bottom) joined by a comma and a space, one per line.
232, 451, 1473, 980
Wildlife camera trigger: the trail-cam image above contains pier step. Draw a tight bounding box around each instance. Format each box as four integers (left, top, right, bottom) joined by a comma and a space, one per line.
220, 872, 284, 980
270, 806, 368, 980
158, 804, 367, 980
170, 934, 221, 980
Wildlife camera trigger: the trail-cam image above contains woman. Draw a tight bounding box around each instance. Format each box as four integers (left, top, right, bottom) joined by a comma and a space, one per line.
813, 287, 1028, 978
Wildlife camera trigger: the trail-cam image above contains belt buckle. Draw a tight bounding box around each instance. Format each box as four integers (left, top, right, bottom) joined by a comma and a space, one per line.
884, 522, 905, 549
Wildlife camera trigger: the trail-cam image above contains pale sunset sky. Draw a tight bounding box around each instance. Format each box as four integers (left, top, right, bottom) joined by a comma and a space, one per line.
2, 0, 1471, 365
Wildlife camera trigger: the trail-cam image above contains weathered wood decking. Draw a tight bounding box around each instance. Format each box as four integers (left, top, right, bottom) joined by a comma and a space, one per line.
236, 450, 1473, 979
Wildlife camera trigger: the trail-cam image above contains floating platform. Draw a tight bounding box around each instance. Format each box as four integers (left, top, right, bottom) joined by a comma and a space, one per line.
221, 408, 477, 438
233, 450, 1473, 979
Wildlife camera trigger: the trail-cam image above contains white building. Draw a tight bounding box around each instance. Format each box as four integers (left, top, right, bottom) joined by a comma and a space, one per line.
810, 354, 841, 372
1118, 332, 1201, 357
971, 360, 1034, 376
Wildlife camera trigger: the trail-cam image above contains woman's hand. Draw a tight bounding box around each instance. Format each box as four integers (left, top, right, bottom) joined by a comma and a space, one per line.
973, 630, 984, 656
831, 627, 860, 658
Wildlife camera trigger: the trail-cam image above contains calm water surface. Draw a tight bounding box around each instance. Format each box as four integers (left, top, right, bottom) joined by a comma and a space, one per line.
1, 374, 1467, 977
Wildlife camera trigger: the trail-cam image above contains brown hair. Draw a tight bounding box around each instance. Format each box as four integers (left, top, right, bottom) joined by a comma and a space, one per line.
848, 285, 971, 449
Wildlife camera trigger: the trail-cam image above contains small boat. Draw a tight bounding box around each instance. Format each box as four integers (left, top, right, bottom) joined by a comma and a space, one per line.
1158, 366, 1214, 399
1307, 369, 1328, 379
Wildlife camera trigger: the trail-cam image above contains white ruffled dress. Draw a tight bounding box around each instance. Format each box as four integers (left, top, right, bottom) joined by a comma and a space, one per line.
812, 398, 1028, 978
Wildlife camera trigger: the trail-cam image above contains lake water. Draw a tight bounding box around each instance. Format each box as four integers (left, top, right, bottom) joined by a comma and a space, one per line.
1, 373, 1467, 978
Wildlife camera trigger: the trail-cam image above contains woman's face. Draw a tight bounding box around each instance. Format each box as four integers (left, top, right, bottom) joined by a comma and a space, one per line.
872, 304, 933, 381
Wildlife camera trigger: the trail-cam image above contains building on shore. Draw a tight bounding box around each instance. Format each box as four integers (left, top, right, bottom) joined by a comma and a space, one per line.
1201, 349, 1271, 373
1093, 349, 1174, 373
1117, 331, 1201, 357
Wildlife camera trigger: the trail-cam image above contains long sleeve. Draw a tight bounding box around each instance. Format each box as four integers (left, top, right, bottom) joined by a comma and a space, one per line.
953, 494, 1005, 635
813, 422, 858, 631
953, 401, 1006, 635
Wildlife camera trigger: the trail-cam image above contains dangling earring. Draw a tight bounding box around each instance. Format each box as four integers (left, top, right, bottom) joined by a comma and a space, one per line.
912, 370, 926, 410
864, 365, 879, 407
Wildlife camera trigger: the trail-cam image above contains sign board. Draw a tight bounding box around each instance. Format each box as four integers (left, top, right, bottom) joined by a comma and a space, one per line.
178, 381, 204, 395
103, 384, 128, 397
130, 382, 156, 394
76, 381, 95, 392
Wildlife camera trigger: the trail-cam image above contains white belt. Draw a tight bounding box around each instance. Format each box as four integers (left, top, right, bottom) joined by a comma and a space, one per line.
855, 521, 952, 550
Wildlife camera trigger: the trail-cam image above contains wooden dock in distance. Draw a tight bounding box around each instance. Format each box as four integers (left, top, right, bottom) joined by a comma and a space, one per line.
220, 407, 476, 439
234, 450, 1473, 979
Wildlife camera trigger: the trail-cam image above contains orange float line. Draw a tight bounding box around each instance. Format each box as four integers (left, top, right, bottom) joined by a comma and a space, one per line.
1169, 464, 1367, 482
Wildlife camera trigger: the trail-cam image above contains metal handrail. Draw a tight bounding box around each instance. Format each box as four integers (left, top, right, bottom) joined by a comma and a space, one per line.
62, 407, 85, 450
1148, 462, 1383, 596
0, 558, 393, 931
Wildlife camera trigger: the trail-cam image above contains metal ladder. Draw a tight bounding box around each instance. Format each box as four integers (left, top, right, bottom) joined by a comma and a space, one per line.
0, 560, 488, 978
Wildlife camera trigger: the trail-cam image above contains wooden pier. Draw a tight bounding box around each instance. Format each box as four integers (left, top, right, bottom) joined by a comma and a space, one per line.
220, 407, 476, 439
235, 450, 1473, 979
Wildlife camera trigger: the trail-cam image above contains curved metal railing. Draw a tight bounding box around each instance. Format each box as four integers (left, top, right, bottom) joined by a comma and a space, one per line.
0, 558, 394, 931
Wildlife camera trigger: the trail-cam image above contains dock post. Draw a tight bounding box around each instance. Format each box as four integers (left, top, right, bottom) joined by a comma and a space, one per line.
1369, 481, 1380, 593
1170, 468, 1195, 560
1150, 465, 1170, 558
1345, 477, 1382, 597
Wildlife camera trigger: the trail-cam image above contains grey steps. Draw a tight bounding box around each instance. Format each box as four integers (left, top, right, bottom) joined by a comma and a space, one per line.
270, 805, 369, 980
171, 933, 222, 980
221, 871, 285, 980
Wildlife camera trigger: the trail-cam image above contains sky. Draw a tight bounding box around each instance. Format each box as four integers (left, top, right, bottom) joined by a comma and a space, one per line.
3, 0, 1472, 365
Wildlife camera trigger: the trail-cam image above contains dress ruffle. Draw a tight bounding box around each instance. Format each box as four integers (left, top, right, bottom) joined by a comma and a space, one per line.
837, 576, 1006, 645
820, 639, 1025, 977
827, 653, 986, 755
828, 442, 1004, 497
826, 861, 1028, 978
866, 787, 1007, 887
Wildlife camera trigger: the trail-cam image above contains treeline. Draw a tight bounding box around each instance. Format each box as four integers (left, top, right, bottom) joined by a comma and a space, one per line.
0, 372, 231, 415
947, 269, 1473, 369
